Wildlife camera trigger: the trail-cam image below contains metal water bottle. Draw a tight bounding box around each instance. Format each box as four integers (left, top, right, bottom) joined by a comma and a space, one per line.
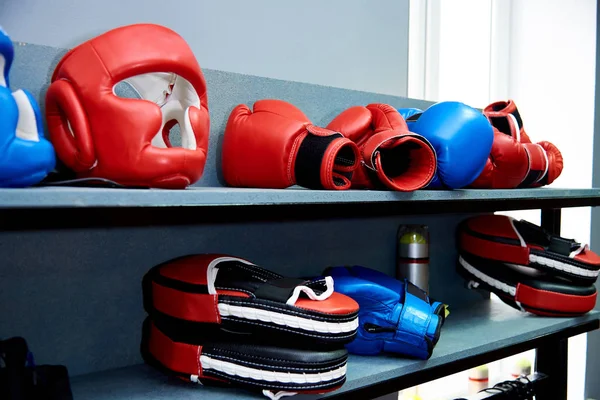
397, 225, 430, 293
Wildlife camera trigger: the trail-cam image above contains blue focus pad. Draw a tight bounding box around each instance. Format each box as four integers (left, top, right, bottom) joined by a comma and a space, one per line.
327, 266, 443, 359
0, 27, 56, 187
399, 102, 493, 189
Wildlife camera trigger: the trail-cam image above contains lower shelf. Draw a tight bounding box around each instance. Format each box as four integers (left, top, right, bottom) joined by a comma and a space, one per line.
70, 300, 599, 400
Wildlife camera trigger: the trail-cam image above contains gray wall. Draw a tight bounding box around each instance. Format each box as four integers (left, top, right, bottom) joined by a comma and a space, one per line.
0, 0, 410, 96
586, 1, 600, 398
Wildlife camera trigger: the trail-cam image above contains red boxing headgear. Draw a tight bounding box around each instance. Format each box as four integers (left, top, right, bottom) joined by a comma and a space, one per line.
45, 24, 209, 188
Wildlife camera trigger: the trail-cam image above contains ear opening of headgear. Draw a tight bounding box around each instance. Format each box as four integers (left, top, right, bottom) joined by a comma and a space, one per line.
114, 72, 200, 151
45, 79, 96, 172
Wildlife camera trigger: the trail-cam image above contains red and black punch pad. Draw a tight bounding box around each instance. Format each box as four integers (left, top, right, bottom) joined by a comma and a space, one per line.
459, 215, 600, 285
143, 254, 359, 347
458, 253, 597, 316
141, 318, 348, 396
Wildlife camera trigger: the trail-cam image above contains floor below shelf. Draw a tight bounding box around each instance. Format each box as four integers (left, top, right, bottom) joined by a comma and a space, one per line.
70, 300, 599, 400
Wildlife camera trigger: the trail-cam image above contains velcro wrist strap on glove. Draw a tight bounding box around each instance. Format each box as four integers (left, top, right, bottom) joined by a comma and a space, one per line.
484, 100, 526, 142
294, 126, 359, 190
386, 280, 442, 358
519, 143, 549, 187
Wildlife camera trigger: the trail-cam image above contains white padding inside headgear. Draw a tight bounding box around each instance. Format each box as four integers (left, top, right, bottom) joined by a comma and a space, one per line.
116, 72, 200, 150
0, 56, 6, 88
12, 89, 40, 142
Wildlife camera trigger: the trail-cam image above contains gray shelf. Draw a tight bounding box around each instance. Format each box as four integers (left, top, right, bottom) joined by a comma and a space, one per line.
1, 186, 600, 210
70, 300, 600, 400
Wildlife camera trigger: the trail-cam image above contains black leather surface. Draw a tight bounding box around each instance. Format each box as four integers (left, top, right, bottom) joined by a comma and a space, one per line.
219, 295, 358, 322
525, 279, 597, 296
149, 312, 355, 349
214, 260, 282, 295
530, 248, 599, 271
203, 342, 348, 372
460, 251, 594, 286
201, 369, 346, 392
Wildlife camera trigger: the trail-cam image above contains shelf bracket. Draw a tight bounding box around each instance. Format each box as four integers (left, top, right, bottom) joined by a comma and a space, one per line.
540, 208, 562, 234
536, 207, 567, 400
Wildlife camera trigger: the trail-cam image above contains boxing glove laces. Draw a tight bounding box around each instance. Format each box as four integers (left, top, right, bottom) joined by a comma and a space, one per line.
471, 100, 563, 188
223, 100, 360, 190
0, 26, 56, 187
327, 104, 436, 191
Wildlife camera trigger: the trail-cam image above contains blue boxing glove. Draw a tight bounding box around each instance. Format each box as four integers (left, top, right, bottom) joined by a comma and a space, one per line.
326, 266, 443, 359
0, 26, 55, 187
331, 265, 447, 322
398, 102, 494, 189
398, 108, 424, 121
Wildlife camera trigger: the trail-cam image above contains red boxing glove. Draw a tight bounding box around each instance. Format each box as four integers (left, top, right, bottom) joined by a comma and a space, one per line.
520, 141, 563, 187
471, 100, 564, 188
327, 104, 436, 191
222, 100, 360, 190
470, 128, 529, 189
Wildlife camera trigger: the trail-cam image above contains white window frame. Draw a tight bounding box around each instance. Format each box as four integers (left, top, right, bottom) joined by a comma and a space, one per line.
407, 0, 512, 103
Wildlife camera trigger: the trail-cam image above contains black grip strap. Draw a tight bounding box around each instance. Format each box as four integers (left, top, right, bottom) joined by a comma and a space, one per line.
213, 260, 283, 295
488, 115, 513, 137
405, 280, 429, 302
294, 130, 343, 189
511, 106, 524, 130
253, 277, 308, 303
518, 150, 544, 188
489, 102, 524, 130
406, 113, 422, 122
514, 220, 581, 256
549, 236, 582, 256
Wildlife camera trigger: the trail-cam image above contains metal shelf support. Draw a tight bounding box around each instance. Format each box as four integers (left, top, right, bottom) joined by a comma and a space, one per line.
535, 208, 568, 400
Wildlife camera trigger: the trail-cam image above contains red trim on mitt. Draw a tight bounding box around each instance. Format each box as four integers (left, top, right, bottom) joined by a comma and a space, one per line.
515, 283, 597, 314
466, 215, 519, 240
459, 230, 529, 265
152, 282, 220, 324
149, 321, 203, 377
